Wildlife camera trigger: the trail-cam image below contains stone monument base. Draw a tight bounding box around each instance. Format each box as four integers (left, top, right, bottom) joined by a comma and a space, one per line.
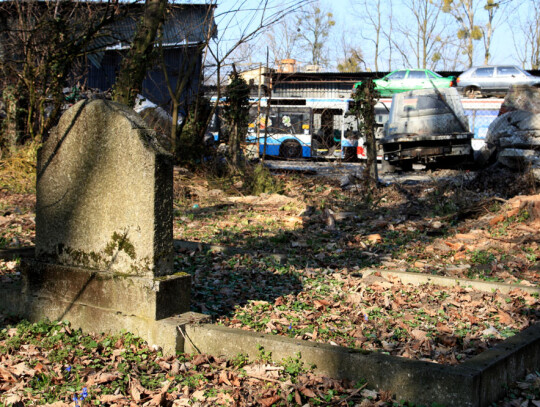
20, 260, 201, 354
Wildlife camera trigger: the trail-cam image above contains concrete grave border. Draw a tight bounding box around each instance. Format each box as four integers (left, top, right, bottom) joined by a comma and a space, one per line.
180, 268, 540, 407
184, 322, 540, 407
1, 247, 539, 406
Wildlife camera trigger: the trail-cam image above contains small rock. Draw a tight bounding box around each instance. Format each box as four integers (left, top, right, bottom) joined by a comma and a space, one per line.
361, 389, 379, 399
291, 241, 308, 248
481, 325, 501, 338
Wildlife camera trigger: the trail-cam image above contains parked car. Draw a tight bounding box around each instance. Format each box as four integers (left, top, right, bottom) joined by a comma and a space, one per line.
457, 65, 540, 98
354, 69, 456, 97
381, 88, 473, 172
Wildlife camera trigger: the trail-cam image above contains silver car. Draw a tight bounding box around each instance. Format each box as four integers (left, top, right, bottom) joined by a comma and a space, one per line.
457, 65, 540, 98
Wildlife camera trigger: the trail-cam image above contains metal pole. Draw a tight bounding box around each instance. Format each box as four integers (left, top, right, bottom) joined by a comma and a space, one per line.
263, 48, 270, 162
256, 63, 262, 157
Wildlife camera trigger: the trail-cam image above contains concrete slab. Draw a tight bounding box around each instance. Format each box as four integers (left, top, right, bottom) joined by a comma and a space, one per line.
184, 322, 540, 407
362, 268, 540, 295
18, 260, 192, 353
22, 260, 190, 321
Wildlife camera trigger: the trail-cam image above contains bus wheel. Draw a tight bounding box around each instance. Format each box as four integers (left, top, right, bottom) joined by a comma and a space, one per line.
280, 140, 302, 159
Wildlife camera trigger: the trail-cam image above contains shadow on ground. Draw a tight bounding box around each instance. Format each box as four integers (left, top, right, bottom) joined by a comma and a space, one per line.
180, 170, 539, 320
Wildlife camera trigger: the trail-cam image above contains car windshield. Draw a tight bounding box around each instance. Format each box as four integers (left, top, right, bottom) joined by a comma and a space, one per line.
427, 70, 442, 78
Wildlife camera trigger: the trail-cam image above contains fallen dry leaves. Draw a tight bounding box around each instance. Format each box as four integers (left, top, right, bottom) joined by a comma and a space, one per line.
1, 166, 540, 406
218, 269, 539, 364
0, 320, 390, 406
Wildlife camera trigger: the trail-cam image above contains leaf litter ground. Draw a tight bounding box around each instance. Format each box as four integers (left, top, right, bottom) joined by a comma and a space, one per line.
174, 169, 539, 363
0, 319, 379, 406
1, 166, 540, 405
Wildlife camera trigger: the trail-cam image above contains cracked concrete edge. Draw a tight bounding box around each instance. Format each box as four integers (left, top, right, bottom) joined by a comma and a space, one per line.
461, 323, 540, 406
184, 323, 481, 406
362, 268, 540, 295
183, 322, 540, 407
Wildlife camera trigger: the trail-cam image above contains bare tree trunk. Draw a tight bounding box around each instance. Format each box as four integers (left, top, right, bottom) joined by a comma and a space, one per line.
171, 100, 179, 154
364, 80, 378, 186
230, 123, 241, 169
113, 0, 167, 107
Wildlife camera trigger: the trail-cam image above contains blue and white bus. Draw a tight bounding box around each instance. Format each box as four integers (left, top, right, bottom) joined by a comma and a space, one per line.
211, 95, 503, 161
243, 97, 390, 160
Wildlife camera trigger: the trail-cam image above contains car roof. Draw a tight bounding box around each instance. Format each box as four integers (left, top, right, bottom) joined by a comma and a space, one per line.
468, 65, 519, 68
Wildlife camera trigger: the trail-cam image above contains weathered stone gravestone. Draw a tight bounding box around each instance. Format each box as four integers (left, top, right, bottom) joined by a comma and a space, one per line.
22, 99, 191, 352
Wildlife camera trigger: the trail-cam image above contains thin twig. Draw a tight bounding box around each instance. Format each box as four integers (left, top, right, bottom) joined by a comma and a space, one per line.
329, 382, 368, 405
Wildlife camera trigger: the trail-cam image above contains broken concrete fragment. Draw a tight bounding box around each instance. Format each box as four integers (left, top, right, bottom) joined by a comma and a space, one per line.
499, 135, 540, 148
479, 88, 540, 181
498, 148, 539, 170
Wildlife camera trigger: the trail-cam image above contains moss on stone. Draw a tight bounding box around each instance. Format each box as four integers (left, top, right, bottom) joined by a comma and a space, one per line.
104, 232, 136, 259
64, 247, 105, 268
154, 271, 189, 281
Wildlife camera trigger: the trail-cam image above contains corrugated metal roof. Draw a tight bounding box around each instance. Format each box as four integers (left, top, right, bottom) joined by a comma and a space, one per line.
87, 3, 215, 68
87, 4, 215, 49
0, 2, 214, 67
98, 5, 216, 49
273, 82, 355, 99
271, 70, 540, 83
